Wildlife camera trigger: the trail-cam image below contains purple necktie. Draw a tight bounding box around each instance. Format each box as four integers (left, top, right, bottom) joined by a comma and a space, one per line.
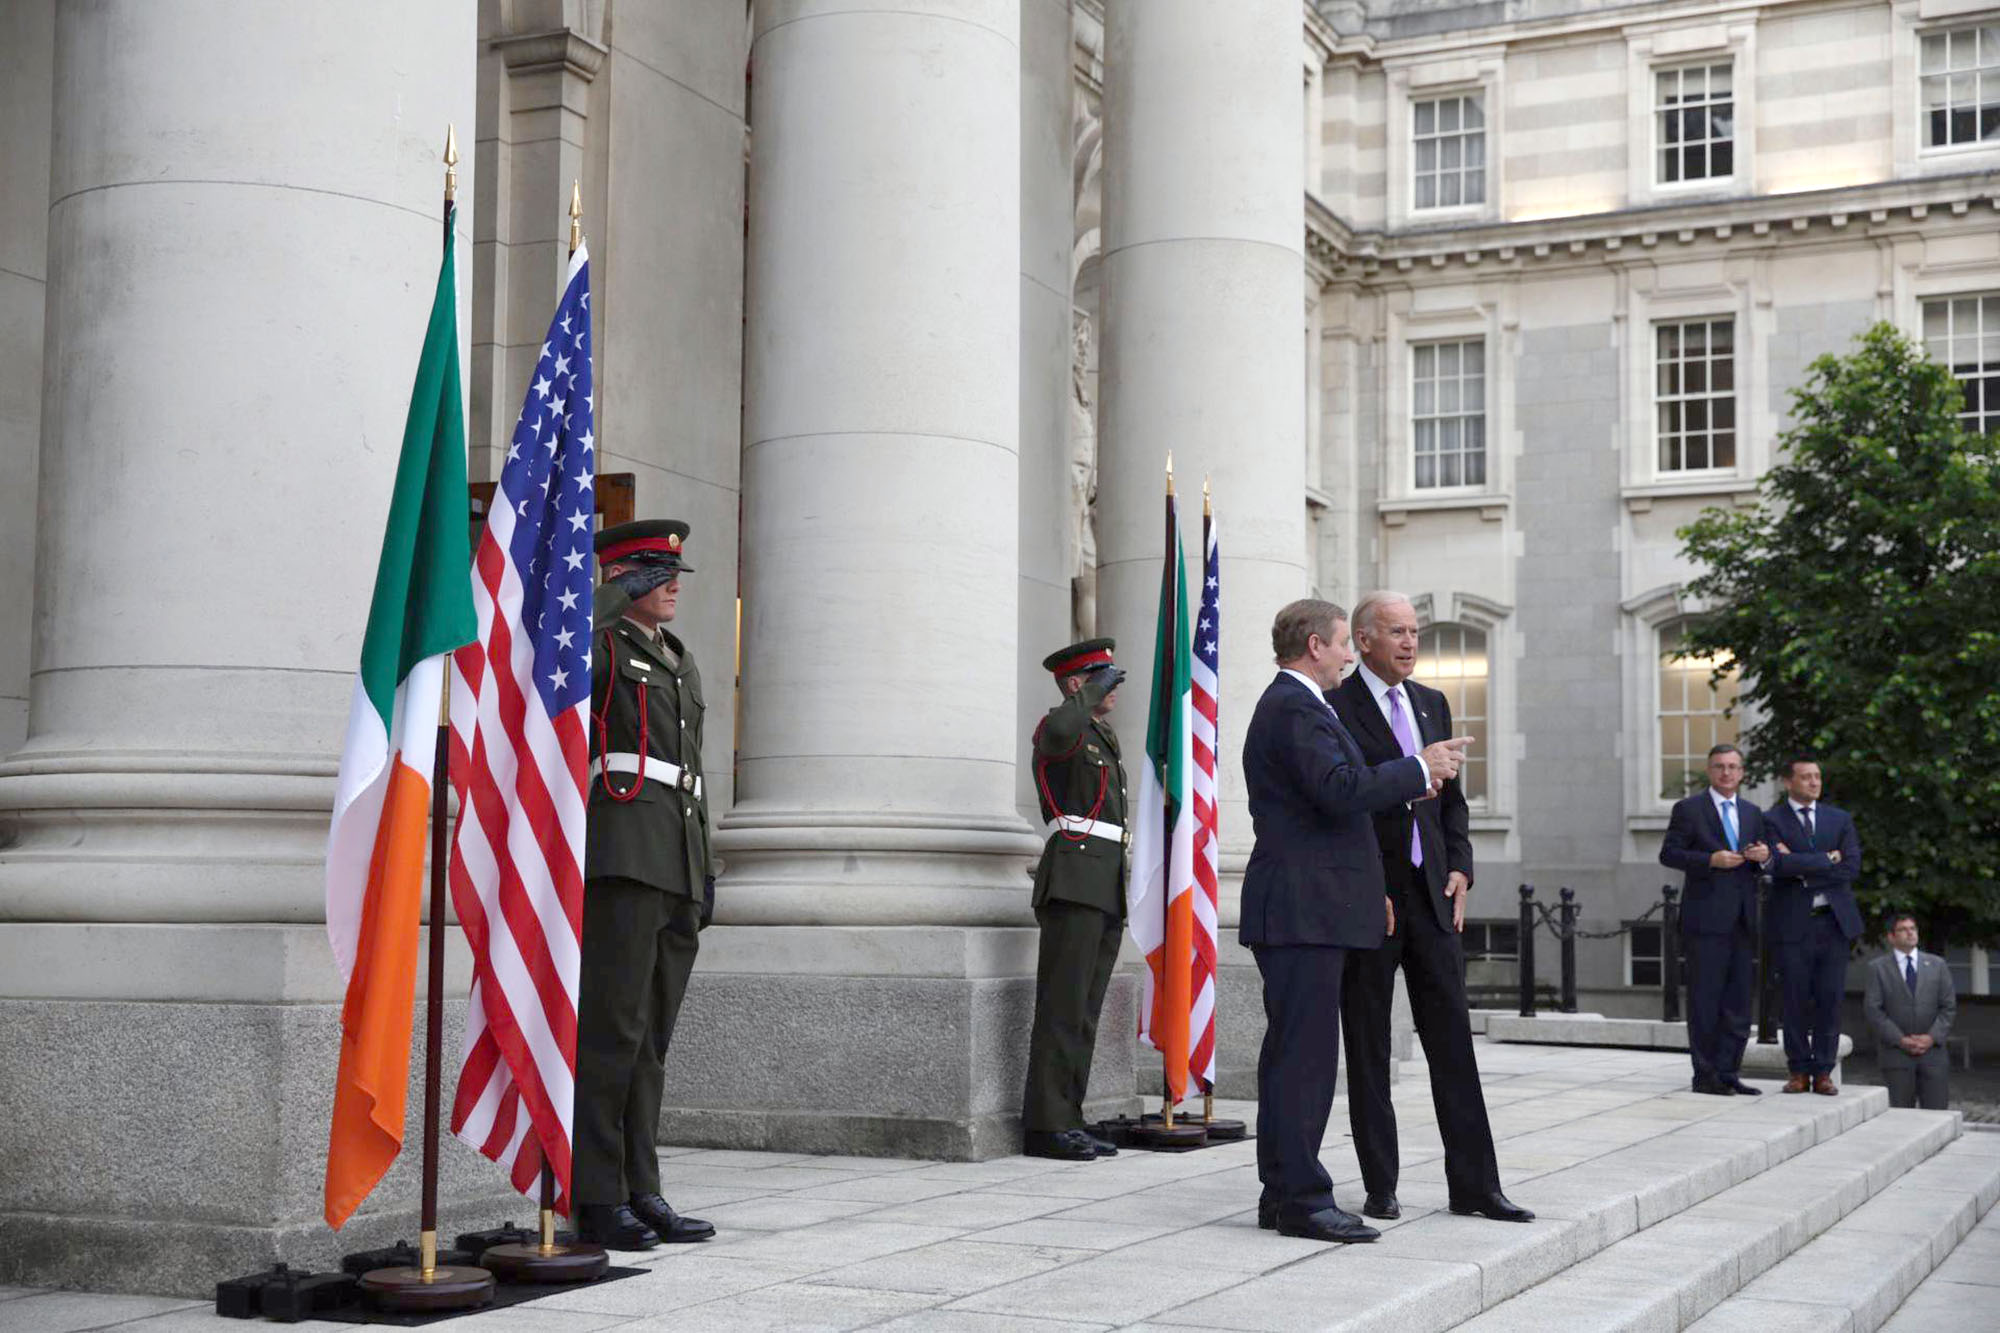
1387, 686, 1423, 867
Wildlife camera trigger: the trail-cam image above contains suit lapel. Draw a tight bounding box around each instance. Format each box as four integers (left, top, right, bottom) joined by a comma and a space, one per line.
1337, 673, 1397, 759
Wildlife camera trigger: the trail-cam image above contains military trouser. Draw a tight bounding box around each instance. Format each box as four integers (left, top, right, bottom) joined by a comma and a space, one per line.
1022, 900, 1123, 1133
574, 875, 701, 1206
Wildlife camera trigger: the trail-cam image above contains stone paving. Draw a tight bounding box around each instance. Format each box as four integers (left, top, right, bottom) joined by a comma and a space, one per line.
1, 1042, 1991, 1332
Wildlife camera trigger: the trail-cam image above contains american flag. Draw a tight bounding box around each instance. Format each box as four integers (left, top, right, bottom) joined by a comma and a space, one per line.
1188, 505, 1220, 1092
446, 244, 595, 1211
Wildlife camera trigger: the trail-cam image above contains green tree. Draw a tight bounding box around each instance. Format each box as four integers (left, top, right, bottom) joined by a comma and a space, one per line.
1677, 322, 2000, 948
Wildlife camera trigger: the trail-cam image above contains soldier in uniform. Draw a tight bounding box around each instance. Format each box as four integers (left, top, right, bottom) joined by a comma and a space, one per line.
573, 519, 718, 1249
1022, 639, 1130, 1161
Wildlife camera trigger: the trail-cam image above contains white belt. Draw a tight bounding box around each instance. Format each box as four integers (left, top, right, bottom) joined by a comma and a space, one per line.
591, 752, 703, 798
1045, 816, 1125, 843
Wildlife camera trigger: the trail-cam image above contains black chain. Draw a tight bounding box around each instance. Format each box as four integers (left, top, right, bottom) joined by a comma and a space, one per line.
1528, 897, 1665, 941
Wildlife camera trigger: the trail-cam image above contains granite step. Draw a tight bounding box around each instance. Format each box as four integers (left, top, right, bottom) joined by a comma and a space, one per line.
1453, 1106, 1962, 1333
1879, 1143, 2000, 1333
1688, 1131, 2000, 1333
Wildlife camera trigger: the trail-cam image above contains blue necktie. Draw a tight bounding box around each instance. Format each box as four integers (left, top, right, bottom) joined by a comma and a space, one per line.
1720, 799, 1738, 852
1800, 806, 1815, 847
1905, 957, 1918, 995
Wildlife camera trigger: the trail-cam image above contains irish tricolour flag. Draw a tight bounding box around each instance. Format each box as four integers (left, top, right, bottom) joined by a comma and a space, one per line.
1128, 472, 1196, 1109
323, 219, 477, 1228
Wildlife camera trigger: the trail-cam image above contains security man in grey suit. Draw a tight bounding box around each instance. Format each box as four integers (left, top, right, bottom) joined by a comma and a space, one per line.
1863, 914, 1957, 1110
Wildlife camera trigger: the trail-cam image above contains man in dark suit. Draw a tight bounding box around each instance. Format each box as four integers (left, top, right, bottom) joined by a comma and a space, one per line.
1241, 598, 1467, 1244
1863, 914, 1956, 1109
1330, 592, 1530, 1225
1659, 742, 1771, 1096
1765, 754, 1863, 1095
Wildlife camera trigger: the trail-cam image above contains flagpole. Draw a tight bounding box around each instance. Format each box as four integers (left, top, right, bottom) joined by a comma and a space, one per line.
361, 126, 497, 1313
1162, 454, 1176, 1133
477, 179, 608, 1284
1201, 474, 1212, 1131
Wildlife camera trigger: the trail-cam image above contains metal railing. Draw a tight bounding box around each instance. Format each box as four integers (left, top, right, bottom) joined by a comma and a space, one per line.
1510, 883, 1681, 1021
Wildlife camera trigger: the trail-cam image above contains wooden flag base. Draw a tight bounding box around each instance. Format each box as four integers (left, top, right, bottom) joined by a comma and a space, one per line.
481, 1240, 608, 1284
359, 1264, 496, 1312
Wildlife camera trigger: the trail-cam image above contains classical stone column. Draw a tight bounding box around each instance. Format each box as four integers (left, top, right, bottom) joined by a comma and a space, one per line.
669, 0, 1133, 1159
0, 0, 483, 1293
1095, 0, 1308, 1093
726, 0, 1036, 927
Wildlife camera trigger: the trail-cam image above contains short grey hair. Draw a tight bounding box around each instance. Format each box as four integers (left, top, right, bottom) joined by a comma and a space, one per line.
1351, 590, 1415, 639
1271, 599, 1346, 662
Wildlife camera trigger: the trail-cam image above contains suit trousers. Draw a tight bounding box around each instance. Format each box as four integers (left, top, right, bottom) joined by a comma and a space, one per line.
1683, 924, 1754, 1084
574, 876, 702, 1205
1253, 943, 1347, 1222
1882, 1048, 1950, 1110
1779, 913, 1848, 1076
1022, 901, 1123, 1132
1341, 882, 1499, 1202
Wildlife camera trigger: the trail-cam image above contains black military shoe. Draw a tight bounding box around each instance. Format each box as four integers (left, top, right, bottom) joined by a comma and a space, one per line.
629, 1192, 715, 1243
1085, 1134, 1120, 1158
575, 1203, 660, 1250
1362, 1193, 1401, 1220
1023, 1129, 1097, 1161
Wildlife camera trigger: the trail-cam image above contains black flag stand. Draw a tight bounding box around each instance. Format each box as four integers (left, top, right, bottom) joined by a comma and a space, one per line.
358, 125, 498, 1316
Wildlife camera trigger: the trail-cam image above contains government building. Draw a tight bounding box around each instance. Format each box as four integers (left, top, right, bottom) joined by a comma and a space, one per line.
1, 0, 1997, 1292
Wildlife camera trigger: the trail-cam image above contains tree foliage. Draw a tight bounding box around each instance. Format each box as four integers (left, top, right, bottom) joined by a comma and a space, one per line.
1677, 322, 2000, 947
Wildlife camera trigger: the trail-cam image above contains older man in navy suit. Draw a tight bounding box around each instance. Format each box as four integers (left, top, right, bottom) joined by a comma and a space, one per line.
1241, 598, 1468, 1244
1660, 743, 1772, 1095
1765, 754, 1863, 1095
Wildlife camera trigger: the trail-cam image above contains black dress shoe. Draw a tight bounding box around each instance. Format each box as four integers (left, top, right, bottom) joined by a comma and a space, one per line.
575, 1203, 660, 1251
1257, 1199, 1276, 1230
1723, 1078, 1762, 1096
1691, 1076, 1737, 1096
629, 1192, 715, 1243
1277, 1206, 1379, 1244
1449, 1191, 1535, 1223
1086, 1134, 1120, 1157
1361, 1193, 1400, 1221
1023, 1129, 1097, 1161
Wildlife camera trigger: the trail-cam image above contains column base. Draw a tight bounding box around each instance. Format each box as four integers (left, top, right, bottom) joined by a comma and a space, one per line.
656, 924, 1140, 1160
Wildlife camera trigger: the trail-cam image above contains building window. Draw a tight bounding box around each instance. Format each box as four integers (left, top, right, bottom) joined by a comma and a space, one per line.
1658, 622, 1741, 800
1921, 25, 2000, 150
1627, 923, 1669, 987
1462, 920, 1518, 965
1412, 339, 1487, 489
1414, 94, 1486, 209
1657, 63, 1735, 183
1656, 318, 1736, 473
1922, 293, 2000, 435
1417, 622, 1488, 803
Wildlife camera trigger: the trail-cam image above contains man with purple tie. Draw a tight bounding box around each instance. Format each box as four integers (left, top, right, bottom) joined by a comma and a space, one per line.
1329, 592, 1530, 1225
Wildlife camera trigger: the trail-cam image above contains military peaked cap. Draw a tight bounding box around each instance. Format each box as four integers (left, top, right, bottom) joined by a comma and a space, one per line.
1043, 638, 1116, 677
596, 518, 694, 572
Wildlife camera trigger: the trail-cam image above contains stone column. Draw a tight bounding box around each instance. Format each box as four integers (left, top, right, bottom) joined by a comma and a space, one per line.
727, 0, 1035, 927
0, 0, 485, 1293
670, 0, 1133, 1159
0, 0, 52, 757
1096, 0, 1307, 1094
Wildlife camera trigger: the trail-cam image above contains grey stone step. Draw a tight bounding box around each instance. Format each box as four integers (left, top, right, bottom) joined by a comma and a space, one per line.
1453, 1107, 1963, 1333
1687, 1132, 2000, 1333
1879, 1148, 2000, 1333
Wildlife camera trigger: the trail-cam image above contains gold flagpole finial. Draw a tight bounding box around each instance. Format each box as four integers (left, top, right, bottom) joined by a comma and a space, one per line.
1166, 451, 1176, 497
569, 179, 583, 256
1203, 475, 1212, 517
442, 124, 458, 204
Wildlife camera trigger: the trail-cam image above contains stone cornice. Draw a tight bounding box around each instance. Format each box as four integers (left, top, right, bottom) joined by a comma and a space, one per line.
1306, 171, 2000, 282
491, 27, 608, 81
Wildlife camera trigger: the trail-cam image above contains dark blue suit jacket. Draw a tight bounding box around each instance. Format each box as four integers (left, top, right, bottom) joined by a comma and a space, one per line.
1240, 672, 1430, 950
1659, 789, 1767, 937
1764, 801, 1863, 943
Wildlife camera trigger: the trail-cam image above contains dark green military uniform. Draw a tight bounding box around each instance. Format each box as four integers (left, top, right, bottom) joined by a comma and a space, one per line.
1023, 639, 1130, 1137
574, 520, 714, 1210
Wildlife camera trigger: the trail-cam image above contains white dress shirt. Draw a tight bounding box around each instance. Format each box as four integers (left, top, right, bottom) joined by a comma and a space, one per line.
1707, 787, 1745, 847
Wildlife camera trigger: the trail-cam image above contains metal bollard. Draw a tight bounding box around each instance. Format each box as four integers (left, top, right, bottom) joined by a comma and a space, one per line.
1558, 887, 1579, 1013
1755, 874, 1777, 1045
1518, 884, 1537, 1018
1661, 884, 1682, 1024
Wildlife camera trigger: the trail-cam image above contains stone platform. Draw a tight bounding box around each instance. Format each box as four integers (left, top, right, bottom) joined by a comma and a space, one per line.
3, 1043, 1992, 1331
1486, 1012, 1855, 1081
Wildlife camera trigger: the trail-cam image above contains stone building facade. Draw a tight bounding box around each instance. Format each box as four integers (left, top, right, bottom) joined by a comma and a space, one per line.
1, 0, 1997, 1293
